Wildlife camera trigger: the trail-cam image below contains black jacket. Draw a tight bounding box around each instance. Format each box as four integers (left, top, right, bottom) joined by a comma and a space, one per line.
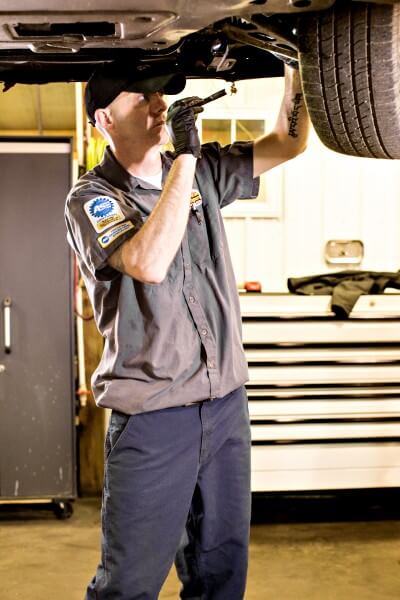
287, 270, 400, 317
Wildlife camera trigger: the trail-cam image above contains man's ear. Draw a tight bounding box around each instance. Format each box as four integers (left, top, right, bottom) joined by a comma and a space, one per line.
95, 107, 112, 129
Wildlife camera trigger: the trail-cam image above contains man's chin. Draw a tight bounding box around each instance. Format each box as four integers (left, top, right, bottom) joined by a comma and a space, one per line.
159, 129, 169, 146
151, 127, 168, 147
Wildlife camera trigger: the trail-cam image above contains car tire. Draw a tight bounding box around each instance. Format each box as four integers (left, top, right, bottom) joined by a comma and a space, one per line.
297, 1, 400, 159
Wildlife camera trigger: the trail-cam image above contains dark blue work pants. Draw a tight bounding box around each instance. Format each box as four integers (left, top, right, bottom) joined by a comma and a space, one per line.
85, 386, 251, 600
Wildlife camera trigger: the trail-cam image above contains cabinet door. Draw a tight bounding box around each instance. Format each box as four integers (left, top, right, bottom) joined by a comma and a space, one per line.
0, 139, 76, 499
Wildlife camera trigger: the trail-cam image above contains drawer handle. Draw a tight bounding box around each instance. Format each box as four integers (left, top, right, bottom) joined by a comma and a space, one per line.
3, 297, 11, 354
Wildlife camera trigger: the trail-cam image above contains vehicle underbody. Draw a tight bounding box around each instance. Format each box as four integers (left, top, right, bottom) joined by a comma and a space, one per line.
0, 0, 398, 158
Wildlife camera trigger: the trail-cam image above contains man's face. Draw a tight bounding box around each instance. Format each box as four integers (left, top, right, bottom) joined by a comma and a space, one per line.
104, 89, 169, 147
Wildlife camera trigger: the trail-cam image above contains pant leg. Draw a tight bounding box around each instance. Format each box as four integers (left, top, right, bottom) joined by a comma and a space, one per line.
175, 386, 252, 600
85, 404, 203, 600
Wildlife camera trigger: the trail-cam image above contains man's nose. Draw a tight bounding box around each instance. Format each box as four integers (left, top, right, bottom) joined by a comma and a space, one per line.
150, 92, 168, 113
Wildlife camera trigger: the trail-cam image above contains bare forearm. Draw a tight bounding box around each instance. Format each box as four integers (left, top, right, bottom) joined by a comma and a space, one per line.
253, 66, 310, 177
110, 154, 196, 282
279, 66, 309, 152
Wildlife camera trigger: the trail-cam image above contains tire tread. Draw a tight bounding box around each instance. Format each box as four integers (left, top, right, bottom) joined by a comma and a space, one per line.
298, 2, 400, 159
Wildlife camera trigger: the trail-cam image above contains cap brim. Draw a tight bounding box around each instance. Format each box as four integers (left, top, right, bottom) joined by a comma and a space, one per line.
126, 73, 186, 96
85, 65, 187, 126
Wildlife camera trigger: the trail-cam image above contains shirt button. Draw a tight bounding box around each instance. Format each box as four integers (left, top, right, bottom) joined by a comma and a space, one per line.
189, 296, 195, 303
201, 329, 208, 336
208, 361, 214, 369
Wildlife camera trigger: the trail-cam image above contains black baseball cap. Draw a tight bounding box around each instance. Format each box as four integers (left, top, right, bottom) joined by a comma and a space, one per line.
85, 62, 186, 126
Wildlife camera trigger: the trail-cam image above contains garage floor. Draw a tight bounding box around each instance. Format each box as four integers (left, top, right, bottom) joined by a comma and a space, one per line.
0, 493, 400, 600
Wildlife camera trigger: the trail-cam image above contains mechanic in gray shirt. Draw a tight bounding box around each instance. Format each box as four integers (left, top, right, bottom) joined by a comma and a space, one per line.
65, 61, 309, 600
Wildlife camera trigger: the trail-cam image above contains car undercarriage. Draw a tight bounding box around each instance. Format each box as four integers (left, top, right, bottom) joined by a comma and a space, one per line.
0, 0, 398, 158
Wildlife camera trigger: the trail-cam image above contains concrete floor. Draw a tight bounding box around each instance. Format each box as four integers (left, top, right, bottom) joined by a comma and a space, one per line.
1, 493, 400, 600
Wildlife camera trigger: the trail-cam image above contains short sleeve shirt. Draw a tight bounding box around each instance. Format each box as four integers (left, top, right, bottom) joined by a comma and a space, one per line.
65, 142, 259, 414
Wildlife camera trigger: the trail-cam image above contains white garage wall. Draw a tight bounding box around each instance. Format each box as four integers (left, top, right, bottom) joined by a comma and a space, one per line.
173, 77, 400, 292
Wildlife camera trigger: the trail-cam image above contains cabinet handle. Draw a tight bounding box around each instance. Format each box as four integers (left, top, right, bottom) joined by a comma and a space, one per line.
3, 297, 11, 354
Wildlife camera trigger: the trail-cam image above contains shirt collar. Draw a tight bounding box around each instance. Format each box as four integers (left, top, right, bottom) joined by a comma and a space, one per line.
95, 146, 174, 192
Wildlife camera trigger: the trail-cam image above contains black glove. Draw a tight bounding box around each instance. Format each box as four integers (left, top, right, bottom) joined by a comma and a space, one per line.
166, 97, 204, 159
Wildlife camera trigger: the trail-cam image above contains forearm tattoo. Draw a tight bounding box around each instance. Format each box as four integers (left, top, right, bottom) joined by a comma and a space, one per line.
288, 93, 303, 138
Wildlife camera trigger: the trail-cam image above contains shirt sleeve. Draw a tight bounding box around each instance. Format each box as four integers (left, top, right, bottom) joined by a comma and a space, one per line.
65, 185, 143, 281
198, 141, 260, 208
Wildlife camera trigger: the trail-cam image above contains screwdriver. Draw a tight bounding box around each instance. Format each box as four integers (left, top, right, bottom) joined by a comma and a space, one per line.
188, 88, 227, 108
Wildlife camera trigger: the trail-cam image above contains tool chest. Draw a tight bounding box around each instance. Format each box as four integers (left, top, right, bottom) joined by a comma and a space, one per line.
0, 138, 76, 516
240, 293, 400, 492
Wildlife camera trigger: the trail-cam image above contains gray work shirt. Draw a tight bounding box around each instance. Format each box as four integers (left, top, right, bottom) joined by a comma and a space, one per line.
65, 142, 259, 414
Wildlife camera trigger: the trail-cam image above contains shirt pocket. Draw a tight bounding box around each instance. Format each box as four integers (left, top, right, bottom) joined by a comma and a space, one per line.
188, 202, 222, 266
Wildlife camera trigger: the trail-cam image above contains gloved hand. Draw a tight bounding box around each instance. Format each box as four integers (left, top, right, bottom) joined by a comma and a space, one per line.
166, 97, 204, 159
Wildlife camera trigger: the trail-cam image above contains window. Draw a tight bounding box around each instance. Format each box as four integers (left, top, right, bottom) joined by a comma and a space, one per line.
198, 114, 283, 217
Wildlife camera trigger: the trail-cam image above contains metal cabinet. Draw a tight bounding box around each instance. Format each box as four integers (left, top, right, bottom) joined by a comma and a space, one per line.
0, 138, 76, 513
241, 293, 400, 492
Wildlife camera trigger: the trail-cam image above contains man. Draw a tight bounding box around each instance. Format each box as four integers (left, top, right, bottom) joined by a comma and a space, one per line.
65, 60, 309, 599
